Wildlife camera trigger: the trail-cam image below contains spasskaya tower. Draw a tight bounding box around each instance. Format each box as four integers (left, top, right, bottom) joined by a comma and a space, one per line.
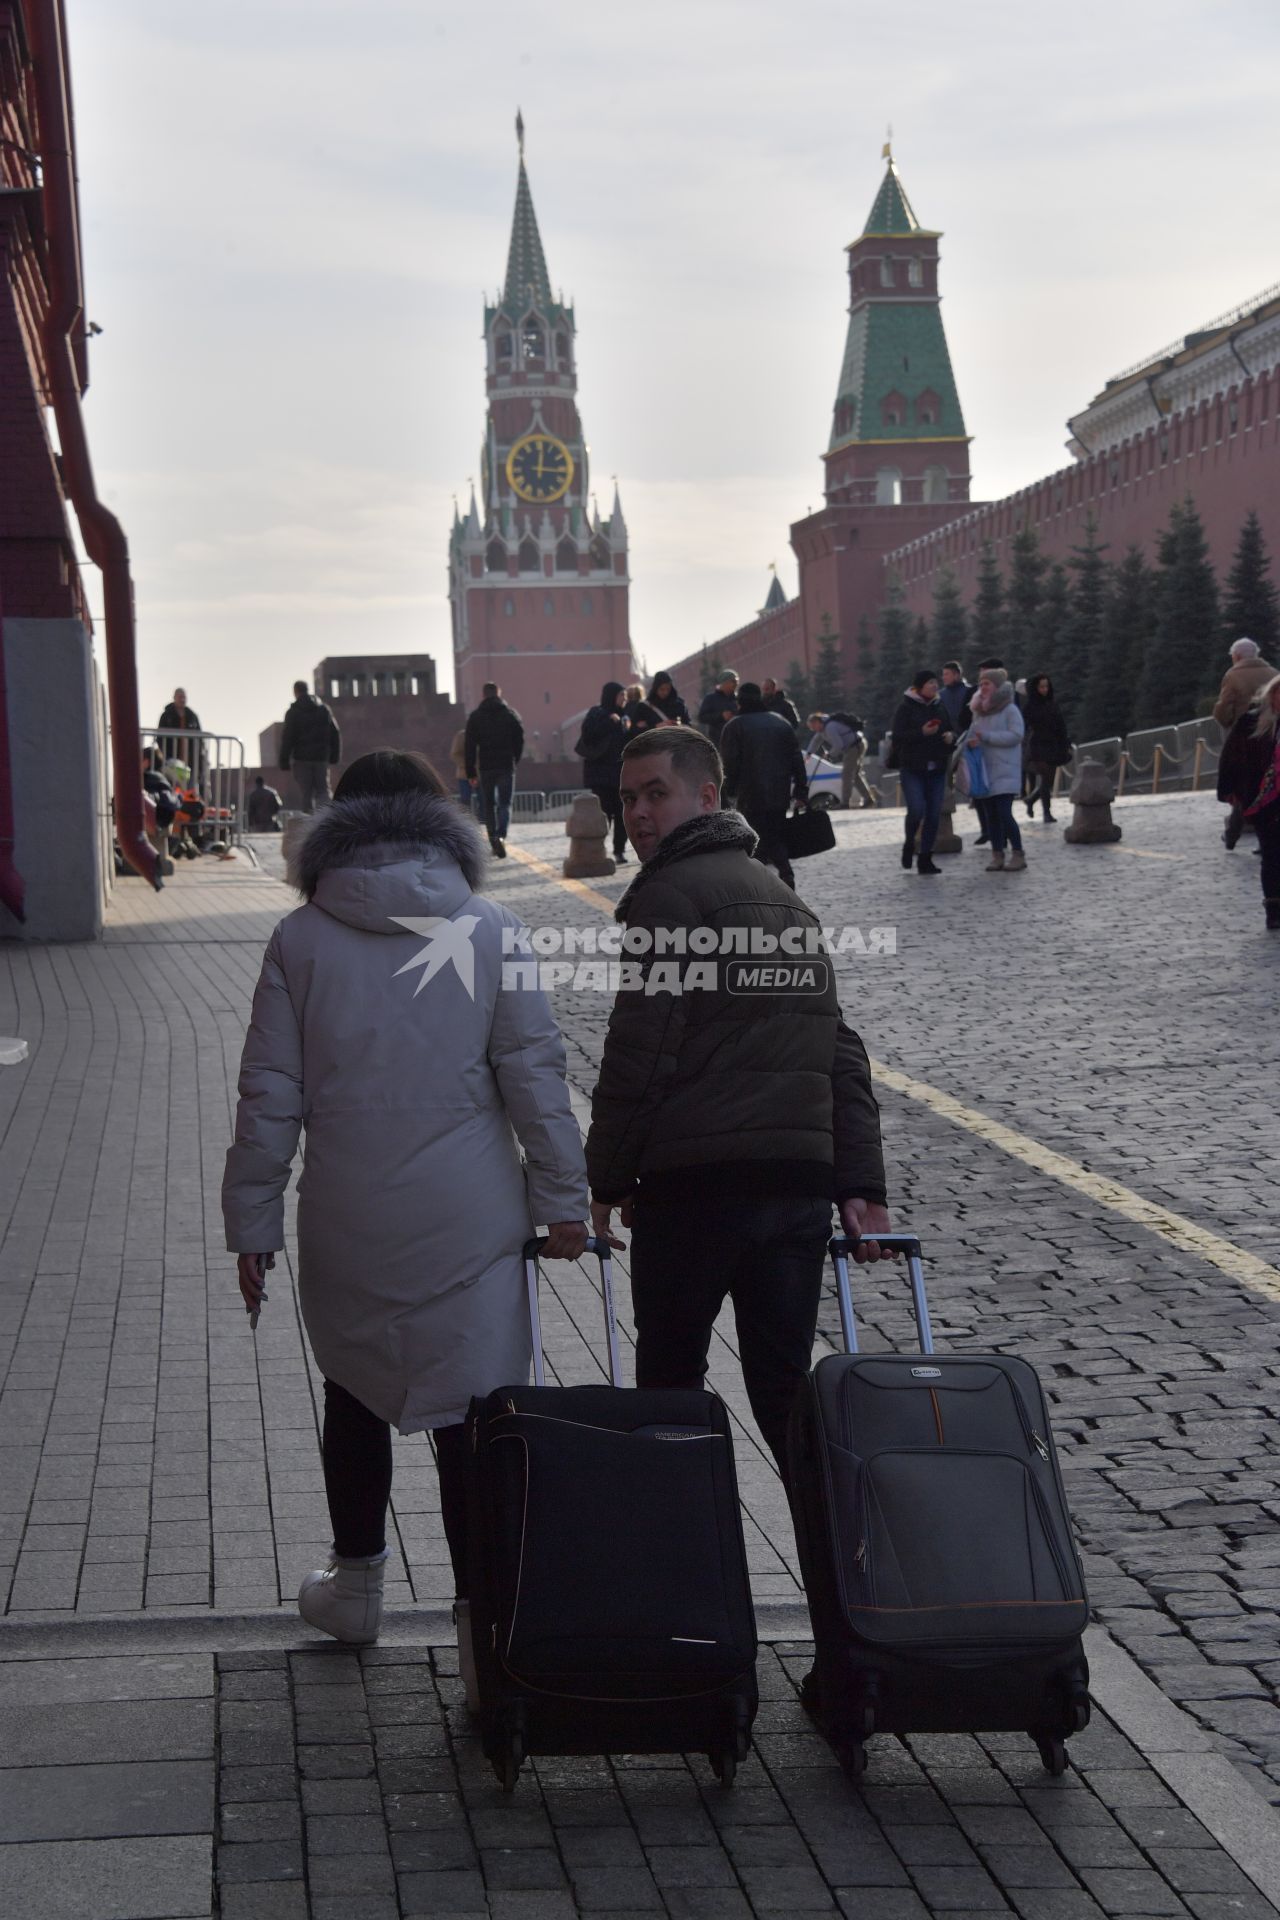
449, 119, 634, 751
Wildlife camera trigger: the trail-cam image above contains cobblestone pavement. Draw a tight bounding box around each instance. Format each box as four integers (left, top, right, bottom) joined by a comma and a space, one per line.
2, 794, 1280, 1917
2, 1636, 1276, 1920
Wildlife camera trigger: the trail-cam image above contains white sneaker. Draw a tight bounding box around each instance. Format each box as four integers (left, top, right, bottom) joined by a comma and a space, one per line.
455, 1598, 481, 1713
297, 1549, 388, 1645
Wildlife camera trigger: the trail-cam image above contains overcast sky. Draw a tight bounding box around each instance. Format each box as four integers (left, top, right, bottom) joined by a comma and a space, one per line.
70, 0, 1280, 755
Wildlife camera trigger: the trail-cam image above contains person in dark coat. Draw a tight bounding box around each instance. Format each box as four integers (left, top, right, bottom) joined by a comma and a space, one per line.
585, 725, 892, 1486
720, 682, 809, 888
889, 670, 957, 876
464, 682, 525, 858
280, 681, 343, 814
698, 671, 739, 746
938, 663, 973, 737
761, 677, 801, 729
157, 688, 204, 785
247, 776, 284, 832
1238, 676, 1280, 928
578, 681, 631, 863
624, 683, 666, 735
1022, 674, 1072, 823
647, 672, 690, 726
1218, 683, 1279, 855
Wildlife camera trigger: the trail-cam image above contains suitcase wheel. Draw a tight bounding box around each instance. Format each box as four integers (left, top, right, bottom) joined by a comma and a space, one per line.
1035, 1734, 1068, 1777
709, 1746, 738, 1788
495, 1730, 524, 1794
837, 1738, 868, 1783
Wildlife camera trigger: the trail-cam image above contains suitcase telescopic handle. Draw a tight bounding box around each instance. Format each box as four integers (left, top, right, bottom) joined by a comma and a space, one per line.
522, 1235, 623, 1390
828, 1233, 934, 1357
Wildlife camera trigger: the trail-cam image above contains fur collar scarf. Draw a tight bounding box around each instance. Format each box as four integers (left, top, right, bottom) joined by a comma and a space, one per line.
288, 791, 486, 899
616, 808, 757, 920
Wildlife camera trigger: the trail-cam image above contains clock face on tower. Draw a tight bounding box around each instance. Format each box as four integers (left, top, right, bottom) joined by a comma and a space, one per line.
506, 432, 574, 504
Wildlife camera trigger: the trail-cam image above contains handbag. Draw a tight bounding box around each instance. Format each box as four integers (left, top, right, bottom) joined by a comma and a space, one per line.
780, 807, 836, 860
961, 743, 990, 799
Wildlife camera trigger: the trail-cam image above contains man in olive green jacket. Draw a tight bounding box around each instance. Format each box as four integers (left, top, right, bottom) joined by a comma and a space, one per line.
587, 728, 892, 1481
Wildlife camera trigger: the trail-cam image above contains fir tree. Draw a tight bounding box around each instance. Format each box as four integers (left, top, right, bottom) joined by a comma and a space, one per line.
1060, 515, 1110, 733
870, 577, 912, 739
698, 646, 725, 697
812, 614, 845, 712
1135, 498, 1220, 727
853, 615, 877, 714
1031, 563, 1071, 693
1006, 527, 1047, 670
1221, 508, 1279, 658
786, 658, 813, 722
1078, 546, 1155, 743
931, 568, 968, 674
912, 615, 931, 656
967, 541, 1005, 677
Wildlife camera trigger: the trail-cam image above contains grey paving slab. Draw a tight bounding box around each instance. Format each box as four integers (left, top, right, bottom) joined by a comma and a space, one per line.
3, 1694, 214, 1765
0, 1757, 214, 1841
0, 1649, 212, 1705
0, 1833, 213, 1919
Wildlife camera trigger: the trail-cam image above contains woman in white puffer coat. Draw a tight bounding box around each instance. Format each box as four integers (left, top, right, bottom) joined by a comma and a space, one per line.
964, 668, 1027, 872
222, 750, 589, 1648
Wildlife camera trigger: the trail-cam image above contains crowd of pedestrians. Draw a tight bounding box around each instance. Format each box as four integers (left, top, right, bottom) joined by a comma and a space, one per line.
1213, 638, 1280, 930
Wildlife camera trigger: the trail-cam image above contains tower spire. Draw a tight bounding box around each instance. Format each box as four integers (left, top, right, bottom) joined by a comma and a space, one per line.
503, 121, 553, 312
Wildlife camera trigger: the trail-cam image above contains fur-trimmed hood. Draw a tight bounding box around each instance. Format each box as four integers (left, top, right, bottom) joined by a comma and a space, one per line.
288, 790, 487, 934
616, 808, 757, 920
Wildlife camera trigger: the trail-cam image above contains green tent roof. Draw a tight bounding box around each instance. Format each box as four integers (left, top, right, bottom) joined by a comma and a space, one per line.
862, 160, 920, 237
504, 159, 553, 312
829, 301, 967, 450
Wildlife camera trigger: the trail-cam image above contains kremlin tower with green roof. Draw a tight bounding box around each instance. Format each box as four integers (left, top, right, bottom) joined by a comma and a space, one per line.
824, 148, 971, 511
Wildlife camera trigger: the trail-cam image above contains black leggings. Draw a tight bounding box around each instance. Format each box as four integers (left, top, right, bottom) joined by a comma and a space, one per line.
322, 1378, 468, 1590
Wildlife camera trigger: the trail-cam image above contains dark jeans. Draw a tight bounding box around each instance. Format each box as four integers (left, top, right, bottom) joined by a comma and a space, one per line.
322, 1378, 468, 1589
477, 768, 514, 843
293, 760, 332, 813
744, 806, 794, 888
900, 768, 946, 860
1257, 805, 1280, 902
629, 1191, 831, 1483
593, 785, 628, 860
1025, 765, 1056, 817
988, 792, 1024, 854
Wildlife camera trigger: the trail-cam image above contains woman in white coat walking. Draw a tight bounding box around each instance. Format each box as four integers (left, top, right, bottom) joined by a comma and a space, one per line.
965, 668, 1027, 871
222, 750, 589, 1647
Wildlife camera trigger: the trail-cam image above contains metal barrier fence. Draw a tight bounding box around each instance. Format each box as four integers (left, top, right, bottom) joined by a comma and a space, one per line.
1054, 715, 1222, 798
141, 728, 247, 845
544, 788, 591, 821
509, 791, 547, 821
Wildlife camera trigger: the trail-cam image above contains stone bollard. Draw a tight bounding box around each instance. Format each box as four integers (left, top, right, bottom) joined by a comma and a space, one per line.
563, 792, 616, 878
933, 777, 963, 855
1063, 759, 1122, 844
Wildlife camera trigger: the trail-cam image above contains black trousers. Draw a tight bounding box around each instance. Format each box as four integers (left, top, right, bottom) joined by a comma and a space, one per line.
744, 807, 795, 888
1257, 804, 1280, 903
322, 1378, 468, 1589
629, 1191, 831, 1484
593, 785, 628, 860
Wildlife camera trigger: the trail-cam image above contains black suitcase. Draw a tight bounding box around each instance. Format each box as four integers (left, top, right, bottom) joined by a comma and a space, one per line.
788, 1232, 1090, 1780
465, 1236, 758, 1791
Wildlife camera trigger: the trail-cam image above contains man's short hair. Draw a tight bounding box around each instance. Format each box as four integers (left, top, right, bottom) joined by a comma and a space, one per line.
482, 681, 499, 697
977, 657, 1004, 672
622, 726, 722, 792
292, 680, 308, 697
1231, 638, 1259, 661
718, 671, 739, 687
942, 661, 963, 676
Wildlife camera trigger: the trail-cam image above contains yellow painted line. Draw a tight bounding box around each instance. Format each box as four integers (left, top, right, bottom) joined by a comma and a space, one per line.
868, 1060, 1280, 1301
1100, 847, 1184, 862
502, 839, 1280, 1303
505, 843, 620, 917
